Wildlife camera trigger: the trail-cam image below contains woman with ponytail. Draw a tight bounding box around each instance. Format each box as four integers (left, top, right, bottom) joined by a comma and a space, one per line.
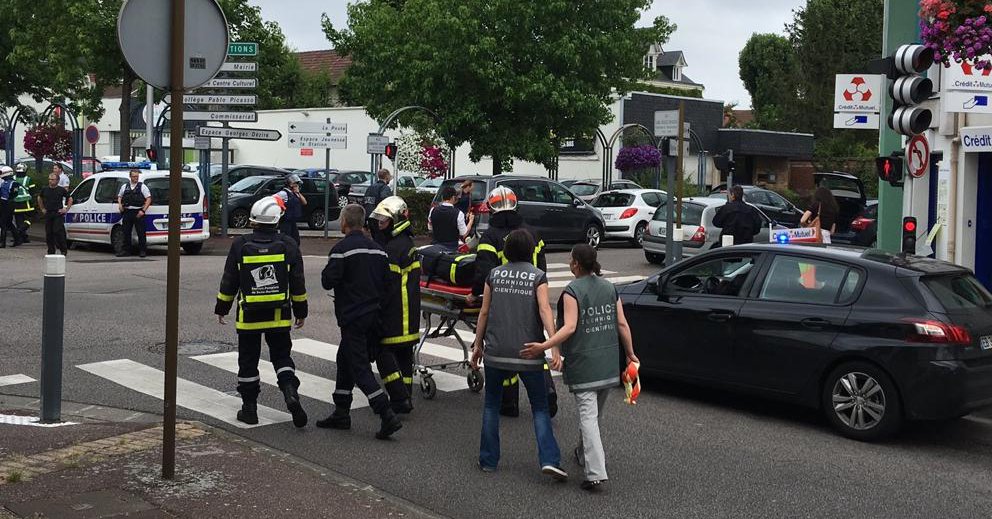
521, 244, 638, 492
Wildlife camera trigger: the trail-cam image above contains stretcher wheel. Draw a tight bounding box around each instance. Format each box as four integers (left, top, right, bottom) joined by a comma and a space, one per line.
467, 370, 484, 393
420, 376, 437, 400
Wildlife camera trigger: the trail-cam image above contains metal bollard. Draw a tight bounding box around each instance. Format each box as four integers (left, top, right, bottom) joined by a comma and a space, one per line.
671, 225, 683, 262
40, 254, 65, 423
722, 235, 734, 248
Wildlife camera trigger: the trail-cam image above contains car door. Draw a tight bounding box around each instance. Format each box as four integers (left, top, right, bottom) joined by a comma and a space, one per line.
628, 252, 765, 380
92, 176, 126, 242
764, 191, 801, 227
548, 181, 586, 242
65, 177, 96, 240
734, 254, 860, 394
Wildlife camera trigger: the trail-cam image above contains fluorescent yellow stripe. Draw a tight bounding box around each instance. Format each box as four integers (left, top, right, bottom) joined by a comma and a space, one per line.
389, 261, 421, 275
477, 243, 497, 254
381, 332, 421, 345
502, 375, 519, 387
216, 292, 235, 302
245, 293, 287, 303
392, 220, 410, 235
235, 306, 291, 330
382, 371, 402, 383
401, 270, 410, 336
291, 293, 307, 302
402, 377, 413, 384
242, 254, 285, 264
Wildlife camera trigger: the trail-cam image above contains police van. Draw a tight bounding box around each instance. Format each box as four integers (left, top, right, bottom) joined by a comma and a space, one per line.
65, 162, 210, 254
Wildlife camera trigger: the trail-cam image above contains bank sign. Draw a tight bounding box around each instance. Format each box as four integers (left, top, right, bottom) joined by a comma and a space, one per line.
960, 126, 992, 153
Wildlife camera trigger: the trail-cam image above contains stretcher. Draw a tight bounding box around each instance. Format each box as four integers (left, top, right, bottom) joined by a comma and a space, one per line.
415, 278, 485, 399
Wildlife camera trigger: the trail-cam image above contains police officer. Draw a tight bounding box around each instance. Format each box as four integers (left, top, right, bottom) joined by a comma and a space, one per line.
12, 163, 35, 244
369, 196, 420, 414
362, 168, 393, 231
215, 196, 310, 428
275, 174, 307, 245
318, 204, 402, 440
0, 166, 21, 248
470, 186, 557, 418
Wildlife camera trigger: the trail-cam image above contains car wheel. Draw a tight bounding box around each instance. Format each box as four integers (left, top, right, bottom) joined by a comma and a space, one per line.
632, 222, 647, 247
821, 361, 903, 441
230, 209, 250, 229
645, 251, 664, 265
584, 223, 602, 249
182, 242, 203, 255
308, 209, 326, 230
111, 225, 125, 255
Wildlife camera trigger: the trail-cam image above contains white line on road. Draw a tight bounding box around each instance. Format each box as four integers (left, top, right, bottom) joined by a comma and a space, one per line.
77, 359, 291, 429
0, 374, 36, 387
548, 275, 644, 289
545, 269, 616, 279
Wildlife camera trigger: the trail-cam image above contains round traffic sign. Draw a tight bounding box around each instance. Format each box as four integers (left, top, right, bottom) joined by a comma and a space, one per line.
906, 134, 930, 178
117, 0, 229, 90
85, 124, 100, 145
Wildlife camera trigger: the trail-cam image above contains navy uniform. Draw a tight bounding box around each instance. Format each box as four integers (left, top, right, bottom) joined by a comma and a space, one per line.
276, 174, 305, 244
0, 168, 22, 247
215, 197, 309, 427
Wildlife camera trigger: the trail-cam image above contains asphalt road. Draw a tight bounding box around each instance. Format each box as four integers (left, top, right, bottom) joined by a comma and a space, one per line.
3, 237, 992, 518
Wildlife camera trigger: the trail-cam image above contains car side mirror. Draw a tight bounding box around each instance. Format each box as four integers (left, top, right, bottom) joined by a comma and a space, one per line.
572, 197, 583, 207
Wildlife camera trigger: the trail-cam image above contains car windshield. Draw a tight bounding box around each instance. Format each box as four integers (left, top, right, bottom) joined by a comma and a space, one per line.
229, 176, 269, 193
421, 177, 443, 188
923, 274, 992, 311
594, 193, 634, 207
569, 183, 599, 196
652, 201, 705, 226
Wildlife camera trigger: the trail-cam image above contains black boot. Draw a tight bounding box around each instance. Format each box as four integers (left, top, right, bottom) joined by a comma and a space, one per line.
375, 408, 402, 440
280, 384, 308, 428
391, 398, 413, 415
316, 408, 351, 430
237, 402, 258, 425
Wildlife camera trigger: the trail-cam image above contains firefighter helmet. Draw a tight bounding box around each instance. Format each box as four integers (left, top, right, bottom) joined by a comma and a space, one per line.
371, 195, 408, 222
249, 196, 284, 225
486, 186, 517, 213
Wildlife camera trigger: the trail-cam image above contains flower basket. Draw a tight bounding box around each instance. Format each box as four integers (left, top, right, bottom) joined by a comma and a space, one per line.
24, 124, 73, 161
920, 0, 992, 68
615, 145, 661, 173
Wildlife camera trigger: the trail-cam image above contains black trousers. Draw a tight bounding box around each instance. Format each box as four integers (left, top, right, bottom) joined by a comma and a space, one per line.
13, 212, 30, 242
279, 219, 300, 245
44, 212, 67, 254
376, 342, 414, 403
334, 312, 390, 414
502, 364, 556, 411
121, 209, 146, 254
236, 330, 299, 403
0, 203, 18, 246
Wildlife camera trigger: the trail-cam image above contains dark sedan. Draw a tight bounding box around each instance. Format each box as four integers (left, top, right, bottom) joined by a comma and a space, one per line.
621, 244, 992, 440
223, 175, 340, 229
708, 185, 803, 227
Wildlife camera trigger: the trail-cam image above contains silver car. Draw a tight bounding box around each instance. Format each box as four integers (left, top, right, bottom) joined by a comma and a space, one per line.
642, 197, 775, 264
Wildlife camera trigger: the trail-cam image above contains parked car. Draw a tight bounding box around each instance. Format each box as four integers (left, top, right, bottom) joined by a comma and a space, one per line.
347, 174, 423, 204
432, 175, 606, 247
814, 171, 868, 233
223, 175, 340, 229
642, 197, 776, 264
564, 179, 643, 203
416, 176, 444, 195
707, 185, 802, 227
832, 200, 878, 247
210, 165, 289, 187
325, 170, 372, 198
622, 243, 992, 440
593, 189, 666, 245
14, 157, 74, 177
79, 157, 102, 178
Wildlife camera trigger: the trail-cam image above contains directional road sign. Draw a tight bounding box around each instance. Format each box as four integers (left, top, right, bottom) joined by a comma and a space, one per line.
288, 134, 347, 149
228, 42, 257, 56
166, 111, 258, 122
367, 134, 390, 154
201, 78, 257, 89
165, 94, 256, 105
288, 121, 348, 134
219, 62, 256, 72
197, 126, 282, 141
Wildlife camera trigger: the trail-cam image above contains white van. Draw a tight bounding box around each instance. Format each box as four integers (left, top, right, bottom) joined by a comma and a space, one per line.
65, 168, 210, 254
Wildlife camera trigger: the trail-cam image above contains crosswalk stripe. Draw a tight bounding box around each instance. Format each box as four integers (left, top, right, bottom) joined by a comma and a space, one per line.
292, 338, 471, 392
548, 275, 644, 289
546, 269, 616, 279
0, 374, 36, 387
77, 359, 291, 429
547, 262, 570, 268
190, 352, 369, 409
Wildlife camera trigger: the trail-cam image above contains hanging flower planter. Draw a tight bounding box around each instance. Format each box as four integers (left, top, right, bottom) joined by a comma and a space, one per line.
920, 0, 992, 69
615, 145, 661, 173
23, 124, 73, 161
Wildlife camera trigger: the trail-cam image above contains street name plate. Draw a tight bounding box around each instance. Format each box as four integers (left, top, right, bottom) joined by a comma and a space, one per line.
228, 42, 257, 56
288, 134, 347, 149
197, 126, 282, 141
200, 78, 257, 89
167, 111, 258, 122
367, 134, 390, 154
165, 94, 256, 105
219, 62, 257, 72
288, 121, 348, 133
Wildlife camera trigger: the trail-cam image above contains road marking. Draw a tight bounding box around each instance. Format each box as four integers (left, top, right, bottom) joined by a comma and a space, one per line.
77, 359, 290, 428
292, 338, 471, 392
548, 275, 644, 289
0, 374, 36, 387
190, 352, 368, 409
547, 263, 570, 268
546, 269, 616, 279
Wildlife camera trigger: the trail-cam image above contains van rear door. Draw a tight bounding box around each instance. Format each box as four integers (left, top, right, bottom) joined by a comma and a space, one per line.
142, 177, 205, 236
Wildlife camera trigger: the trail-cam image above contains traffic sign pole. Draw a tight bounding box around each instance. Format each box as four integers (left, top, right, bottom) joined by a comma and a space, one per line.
221, 121, 230, 237
324, 119, 332, 239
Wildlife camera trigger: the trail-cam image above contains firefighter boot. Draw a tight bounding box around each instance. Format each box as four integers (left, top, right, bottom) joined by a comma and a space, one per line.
280, 383, 308, 428
237, 402, 259, 425
391, 398, 413, 415
376, 408, 403, 440
315, 408, 351, 430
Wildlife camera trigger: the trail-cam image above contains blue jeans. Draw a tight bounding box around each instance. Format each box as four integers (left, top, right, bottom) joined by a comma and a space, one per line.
479, 365, 561, 469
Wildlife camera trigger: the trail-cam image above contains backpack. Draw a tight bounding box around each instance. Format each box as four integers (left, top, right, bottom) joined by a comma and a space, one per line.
238, 239, 290, 309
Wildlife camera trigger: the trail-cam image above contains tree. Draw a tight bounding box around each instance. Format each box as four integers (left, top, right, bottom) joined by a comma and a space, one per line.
324, 0, 674, 175
738, 33, 799, 131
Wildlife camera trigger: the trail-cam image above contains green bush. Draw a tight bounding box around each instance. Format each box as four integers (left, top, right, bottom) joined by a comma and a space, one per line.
397, 188, 435, 236
209, 184, 222, 225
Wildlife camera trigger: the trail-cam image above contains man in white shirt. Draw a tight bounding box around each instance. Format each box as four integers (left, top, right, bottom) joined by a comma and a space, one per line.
428, 186, 472, 252
116, 169, 152, 257
54, 163, 70, 188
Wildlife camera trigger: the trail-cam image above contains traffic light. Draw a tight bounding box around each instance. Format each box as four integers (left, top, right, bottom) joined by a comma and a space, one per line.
886, 45, 934, 136
146, 148, 158, 162
902, 216, 917, 254
384, 143, 397, 161
875, 154, 904, 186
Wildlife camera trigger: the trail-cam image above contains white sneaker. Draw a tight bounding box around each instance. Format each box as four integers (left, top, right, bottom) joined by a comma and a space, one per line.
541, 465, 568, 481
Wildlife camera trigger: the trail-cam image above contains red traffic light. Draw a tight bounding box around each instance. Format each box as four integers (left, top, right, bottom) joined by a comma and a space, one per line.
146, 148, 158, 162
903, 219, 917, 232
876, 155, 904, 185
384, 143, 398, 160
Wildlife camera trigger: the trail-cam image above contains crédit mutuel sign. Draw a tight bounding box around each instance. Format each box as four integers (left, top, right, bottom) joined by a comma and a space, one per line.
960, 126, 992, 152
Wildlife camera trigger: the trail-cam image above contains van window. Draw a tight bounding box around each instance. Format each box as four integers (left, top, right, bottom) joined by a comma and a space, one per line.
71, 178, 95, 204
144, 178, 200, 205
95, 178, 125, 203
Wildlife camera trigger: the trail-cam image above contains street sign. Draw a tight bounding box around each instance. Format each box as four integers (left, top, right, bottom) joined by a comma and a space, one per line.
654, 110, 679, 137
117, 0, 228, 90
194, 136, 211, 150
165, 94, 256, 105
943, 91, 992, 114
288, 121, 348, 134
85, 124, 100, 145
367, 134, 390, 154
228, 42, 257, 56
288, 134, 347, 149
960, 126, 992, 153
300, 148, 314, 157
167, 111, 258, 122
200, 78, 257, 89
906, 134, 930, 178
834, 74, 883, 113
833, 112, 881, 129
942, 57, 992, 92
198, 126, 282, 141
219, 62, 256, 72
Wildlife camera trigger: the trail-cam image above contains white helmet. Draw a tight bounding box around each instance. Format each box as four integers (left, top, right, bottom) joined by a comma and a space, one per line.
249, 196, 284, 225
286, 173, 301, 185
486, 186, 518, 213
14, 163, 27, 174
371, 195, 408, 222
0, 166, 12, 178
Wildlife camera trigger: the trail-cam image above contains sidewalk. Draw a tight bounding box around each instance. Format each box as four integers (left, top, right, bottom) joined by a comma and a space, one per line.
0, 396, 443, 518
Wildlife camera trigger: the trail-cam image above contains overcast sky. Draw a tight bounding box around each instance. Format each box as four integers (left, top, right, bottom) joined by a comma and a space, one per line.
249, 0, 805, 108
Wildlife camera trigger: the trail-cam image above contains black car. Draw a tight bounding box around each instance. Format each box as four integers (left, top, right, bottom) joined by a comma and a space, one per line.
832, 200, 878, 247
815, 171, 868, 233
210, 165, 291, 187
433, 175, 606, 247
621, 244, 992, 440
223, 175, 340, 229
707, 185, 802, 228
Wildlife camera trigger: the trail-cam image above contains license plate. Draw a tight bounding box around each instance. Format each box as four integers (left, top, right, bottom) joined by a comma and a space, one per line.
603, 214, 614, 221
982, 335, 992, 351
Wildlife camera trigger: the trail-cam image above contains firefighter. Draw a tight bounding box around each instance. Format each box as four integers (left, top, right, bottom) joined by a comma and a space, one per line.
215, 196, 310, 428
369, 196, 420, 414
12, 163, 35, 244
318, 204, 402, 440
470, 186, 557, 418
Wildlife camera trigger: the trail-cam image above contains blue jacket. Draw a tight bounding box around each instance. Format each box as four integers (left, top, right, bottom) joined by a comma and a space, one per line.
321, 230, 389, 324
